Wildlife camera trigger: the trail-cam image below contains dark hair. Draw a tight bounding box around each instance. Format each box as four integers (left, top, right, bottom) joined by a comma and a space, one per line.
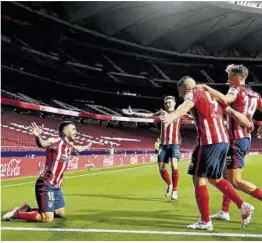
59, 121, 75, 134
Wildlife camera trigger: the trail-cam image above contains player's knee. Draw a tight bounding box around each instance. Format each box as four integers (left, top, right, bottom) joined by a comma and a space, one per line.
171, 160, 178, 169
193, 176, 206, 186
40, 213, 54, 223
232, 179, 242, 188
207, 178, 217, 185
44, 218, 54, 223
158, 163, 166, 171
55, 211, 65, 218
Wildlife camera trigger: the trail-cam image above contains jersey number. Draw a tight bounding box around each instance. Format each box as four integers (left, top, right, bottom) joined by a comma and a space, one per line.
244, 96, 257, 116
47, 191, 55, 201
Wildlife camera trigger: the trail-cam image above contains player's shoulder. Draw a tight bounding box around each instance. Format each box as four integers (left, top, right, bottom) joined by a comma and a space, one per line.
48, 137, 62, 146
230, 85, 240, 90
250, 89, 261, 98
184, 90, 194, 100
193, 87, 206, 98
228, 85, 240, 94
184, 88, 203, 101
242, 86, 260, 98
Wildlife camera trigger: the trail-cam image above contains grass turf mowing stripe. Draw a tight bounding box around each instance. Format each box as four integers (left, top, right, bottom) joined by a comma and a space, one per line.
1, 164, 155, 188
1, 227, 262, 238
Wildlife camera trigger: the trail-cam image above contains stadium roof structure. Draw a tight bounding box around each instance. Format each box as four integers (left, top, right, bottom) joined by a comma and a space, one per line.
25, 1, 262, 59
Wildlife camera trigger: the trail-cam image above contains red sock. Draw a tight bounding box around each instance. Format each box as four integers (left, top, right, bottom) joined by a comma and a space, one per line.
251, 188, 262, 200
172, 169, 179, 191
159, 170, 171, 186
215, 179, 243, 209
222, 194, 231, 213
195, 185, 210, 223
14, 211, 38, 221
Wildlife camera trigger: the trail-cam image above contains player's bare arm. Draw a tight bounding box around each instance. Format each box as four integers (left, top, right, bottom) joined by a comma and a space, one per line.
73, 142, 93, 153
224, 107, 253, 132
122, 106, 161, 118
199, 84, 236, 106
29, 122, 53, 148
175, 104, 193, 120
160, 100, 195, 124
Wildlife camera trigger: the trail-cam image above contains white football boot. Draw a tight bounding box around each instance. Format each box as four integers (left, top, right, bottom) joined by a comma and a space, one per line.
240, 202, 255, 228
165, 184, 173, 198
187, 219, 213, 231
2, 207, 19, 221
171, 190, 178, 200
210, 210, 230, 221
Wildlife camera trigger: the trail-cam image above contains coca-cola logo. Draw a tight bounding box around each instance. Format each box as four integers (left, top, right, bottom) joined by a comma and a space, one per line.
67, 157, 79, 171
103, 156, 114, 167
1, 159, 21, 178
150, 155, 156, 162
130, 154, 138, 164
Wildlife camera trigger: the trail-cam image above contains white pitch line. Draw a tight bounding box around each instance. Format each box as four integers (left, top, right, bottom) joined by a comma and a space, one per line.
1, 164, 155, 188
1, 227, 262, 238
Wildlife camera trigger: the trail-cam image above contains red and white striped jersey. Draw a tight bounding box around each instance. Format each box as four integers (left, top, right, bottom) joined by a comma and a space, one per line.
185, 88, 229, 146
41, 137, 74, 188
227, 85, 262, 140
160, 118, 182, 145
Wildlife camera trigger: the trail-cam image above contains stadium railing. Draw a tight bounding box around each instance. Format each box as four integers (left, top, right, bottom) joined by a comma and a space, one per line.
1, 97, 194, 124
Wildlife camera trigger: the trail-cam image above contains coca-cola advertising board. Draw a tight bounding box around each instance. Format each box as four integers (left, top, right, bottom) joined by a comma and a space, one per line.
1, 154, 157, 180
1, 152, 193, 180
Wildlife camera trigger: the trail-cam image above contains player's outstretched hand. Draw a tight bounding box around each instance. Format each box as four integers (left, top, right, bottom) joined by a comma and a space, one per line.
122, 106, 134, 115
159, 109, 174, 124
29, 122, 44, 137
87, 141, 93, 150
257, 125, 262, 139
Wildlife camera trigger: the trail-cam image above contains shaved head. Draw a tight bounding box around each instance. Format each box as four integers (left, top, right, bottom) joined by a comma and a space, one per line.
177, 76, 196, 98
178, 76, 196, 89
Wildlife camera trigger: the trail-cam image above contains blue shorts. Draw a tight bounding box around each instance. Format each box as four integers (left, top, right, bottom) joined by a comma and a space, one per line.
158, 144, 180, 163
226, 138, 250, 169
188, 143, 229, 179
35, 177, 65, 213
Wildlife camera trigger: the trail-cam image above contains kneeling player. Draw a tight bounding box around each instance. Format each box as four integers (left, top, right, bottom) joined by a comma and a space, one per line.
3, 121, 92, 223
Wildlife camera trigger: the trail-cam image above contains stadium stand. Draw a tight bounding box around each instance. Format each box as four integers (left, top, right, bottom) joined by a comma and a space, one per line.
1, 111, 158, 151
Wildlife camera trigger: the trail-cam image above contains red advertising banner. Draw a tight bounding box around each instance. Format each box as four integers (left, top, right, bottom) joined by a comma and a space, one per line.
0, 154, 156, 180
0, 152, 193, 180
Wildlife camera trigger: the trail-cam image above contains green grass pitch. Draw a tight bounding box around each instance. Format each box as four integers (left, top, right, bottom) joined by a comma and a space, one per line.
1, 155, 262, 241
